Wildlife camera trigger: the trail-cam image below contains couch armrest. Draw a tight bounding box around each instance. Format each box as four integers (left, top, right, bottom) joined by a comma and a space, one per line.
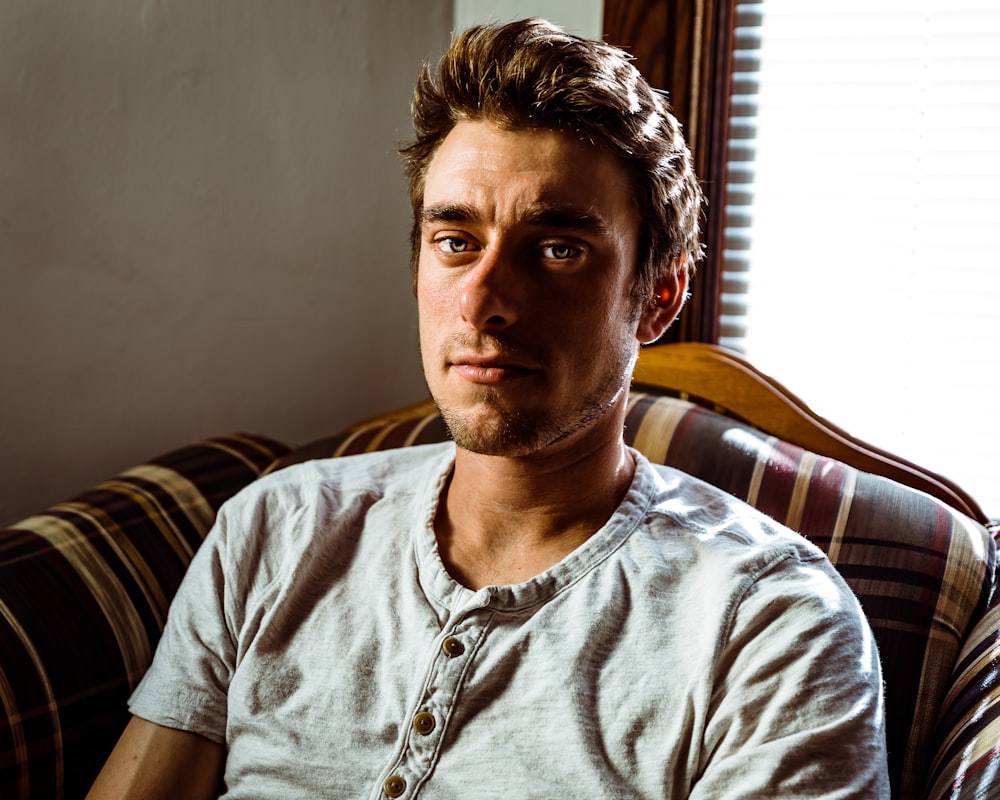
926, 525, 1000, 799
0, 433, 290, 799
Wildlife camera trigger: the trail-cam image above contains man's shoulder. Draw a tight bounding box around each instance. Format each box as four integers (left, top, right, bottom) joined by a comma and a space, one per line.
629, 456, 871, 650
215, 442, 455, 532
634, 455, 830, 572
263, 440, 455, 490
254, 440, 452, 493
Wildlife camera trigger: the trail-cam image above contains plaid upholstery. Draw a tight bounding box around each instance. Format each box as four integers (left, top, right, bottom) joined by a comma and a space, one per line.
925, 524, 1000, 800
269, 391, 996, 800
0, 433, 290, 800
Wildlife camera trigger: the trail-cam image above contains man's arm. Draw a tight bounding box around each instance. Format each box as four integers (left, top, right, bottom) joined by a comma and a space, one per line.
691, 553, 889, 797
87, 716, 225, 800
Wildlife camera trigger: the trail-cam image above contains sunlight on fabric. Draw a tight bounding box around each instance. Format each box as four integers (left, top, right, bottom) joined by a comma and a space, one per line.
739, 1, 1000, 517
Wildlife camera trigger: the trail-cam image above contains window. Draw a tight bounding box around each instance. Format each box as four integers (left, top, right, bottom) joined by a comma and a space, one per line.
724, 1, 1000, 517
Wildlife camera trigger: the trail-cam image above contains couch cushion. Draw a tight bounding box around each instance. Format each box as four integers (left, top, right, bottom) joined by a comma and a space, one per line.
0, 433, 290, 800
269, 391, 995, 798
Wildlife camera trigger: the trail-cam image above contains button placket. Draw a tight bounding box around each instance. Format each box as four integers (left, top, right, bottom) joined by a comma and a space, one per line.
377, 610, 491, 799
403, 634, 463, 760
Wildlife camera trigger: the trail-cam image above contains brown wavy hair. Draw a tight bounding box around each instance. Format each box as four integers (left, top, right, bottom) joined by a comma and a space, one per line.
399, 18, 704, 304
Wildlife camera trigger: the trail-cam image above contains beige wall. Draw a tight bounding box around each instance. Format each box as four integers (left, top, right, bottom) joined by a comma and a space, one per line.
455, 0, 601, 35
0, 1, 451, 526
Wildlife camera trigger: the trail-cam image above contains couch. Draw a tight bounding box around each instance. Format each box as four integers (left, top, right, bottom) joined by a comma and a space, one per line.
1, 344, 997, 799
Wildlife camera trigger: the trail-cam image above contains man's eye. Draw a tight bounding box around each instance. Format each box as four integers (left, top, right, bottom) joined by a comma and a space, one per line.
541, 243, 577, 260
436, 237, 470, 254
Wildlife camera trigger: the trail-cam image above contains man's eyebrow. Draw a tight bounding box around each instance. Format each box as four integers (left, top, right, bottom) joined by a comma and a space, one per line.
519, 203, 611, 236
420, 203, 478, 226
420, 201, 611, 235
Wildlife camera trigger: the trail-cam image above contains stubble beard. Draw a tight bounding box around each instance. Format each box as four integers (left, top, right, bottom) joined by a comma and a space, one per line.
433, 336, 638, 458
438, 390, 579, 457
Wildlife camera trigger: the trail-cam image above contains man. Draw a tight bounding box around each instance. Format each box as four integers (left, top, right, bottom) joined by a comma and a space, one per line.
90, 19, 889, 798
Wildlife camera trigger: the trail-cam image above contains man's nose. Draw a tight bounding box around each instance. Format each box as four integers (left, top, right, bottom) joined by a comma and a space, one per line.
459, 245, 520, 330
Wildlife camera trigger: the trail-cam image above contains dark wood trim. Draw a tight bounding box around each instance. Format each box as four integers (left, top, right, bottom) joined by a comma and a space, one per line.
604, 0, 736, 344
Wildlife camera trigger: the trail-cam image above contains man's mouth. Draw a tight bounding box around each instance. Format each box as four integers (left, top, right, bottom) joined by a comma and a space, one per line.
449, 354, 540, 384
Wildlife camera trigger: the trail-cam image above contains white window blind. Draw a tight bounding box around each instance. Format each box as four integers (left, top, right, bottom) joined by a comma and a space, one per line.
722, 1, 1000, 517
720, 2, 763, 350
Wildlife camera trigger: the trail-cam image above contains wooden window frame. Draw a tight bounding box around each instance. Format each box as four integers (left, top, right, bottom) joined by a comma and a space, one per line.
604, 0, 737, 344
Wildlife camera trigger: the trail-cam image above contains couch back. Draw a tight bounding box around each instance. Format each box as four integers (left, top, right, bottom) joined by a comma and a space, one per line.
0, 434, 290, 799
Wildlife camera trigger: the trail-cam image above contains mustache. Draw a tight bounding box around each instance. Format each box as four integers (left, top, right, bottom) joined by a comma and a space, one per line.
440, 333, 546, 365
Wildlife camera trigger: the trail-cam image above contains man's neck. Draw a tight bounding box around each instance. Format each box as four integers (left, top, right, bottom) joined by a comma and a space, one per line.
434, 428, 637, 590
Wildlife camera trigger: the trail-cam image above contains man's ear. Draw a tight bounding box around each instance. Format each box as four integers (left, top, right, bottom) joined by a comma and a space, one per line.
636, 263, 689, 345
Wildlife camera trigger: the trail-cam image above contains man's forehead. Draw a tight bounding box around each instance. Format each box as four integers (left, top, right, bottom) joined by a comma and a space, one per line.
428, 121, 627, 180
420, 121, 636, 230
430, 120, 580, 162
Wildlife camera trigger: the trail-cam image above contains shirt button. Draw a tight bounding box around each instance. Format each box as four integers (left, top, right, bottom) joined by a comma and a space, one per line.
412, 711, 436, 735
383, 775, 406, 798
441, 636, 465, 657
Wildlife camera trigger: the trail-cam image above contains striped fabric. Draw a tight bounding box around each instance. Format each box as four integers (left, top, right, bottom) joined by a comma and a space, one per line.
0, 433, 290, 800
925, 525, 1000, 800
268, 391, 997, 800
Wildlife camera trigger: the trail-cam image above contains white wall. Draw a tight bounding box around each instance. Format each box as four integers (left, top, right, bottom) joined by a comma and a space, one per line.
0, 1, 451, 526
454, 0, 602, 36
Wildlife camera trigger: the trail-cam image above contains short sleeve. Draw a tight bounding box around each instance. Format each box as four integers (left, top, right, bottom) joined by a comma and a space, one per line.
692, 553, 890, 798
128, 507, 238, 744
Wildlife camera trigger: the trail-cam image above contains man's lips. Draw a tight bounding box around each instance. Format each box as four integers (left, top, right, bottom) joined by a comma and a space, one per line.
448, 354, 540, 384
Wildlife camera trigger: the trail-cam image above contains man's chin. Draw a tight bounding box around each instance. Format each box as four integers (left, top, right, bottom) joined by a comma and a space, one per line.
431, 375, 628, 458
437, 403, 563, 458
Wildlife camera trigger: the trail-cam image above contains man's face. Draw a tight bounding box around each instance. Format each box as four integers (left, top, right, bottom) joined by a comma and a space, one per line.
416, 120, 663, 458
